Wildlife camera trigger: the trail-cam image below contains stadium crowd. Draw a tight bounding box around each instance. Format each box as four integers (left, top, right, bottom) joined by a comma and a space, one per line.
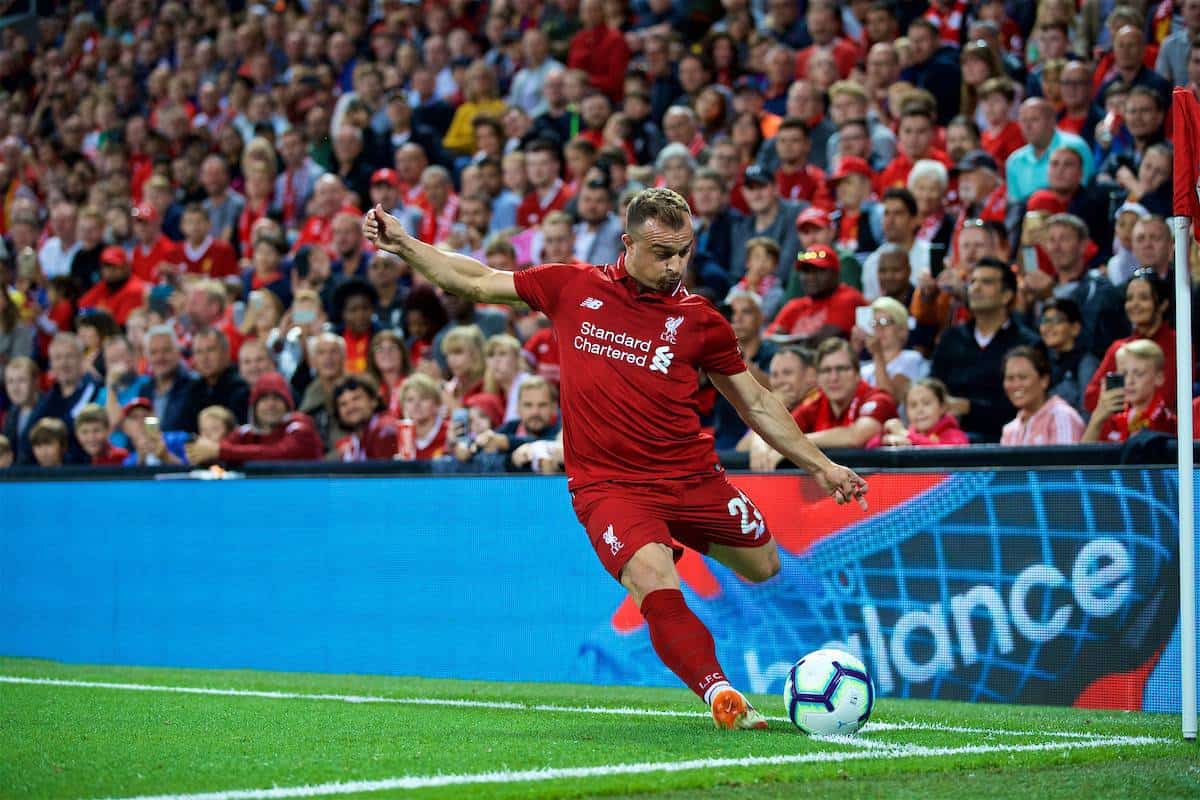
1, 0, 1200, 473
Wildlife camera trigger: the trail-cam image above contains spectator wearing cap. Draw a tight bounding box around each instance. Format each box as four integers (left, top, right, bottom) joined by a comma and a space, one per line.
1005, 99, 1094, 204
20, 332, 99, 464
568, 0, 632, 102
508, 29, 564, 115
731, 165, 802, 280
900, 19, 962, 125
774, 118, 833, 209
187, 372, 324, 466
767, 244, 868, 343
369, 169, 406, 222
179, 204, 239, 279
77, 247, 148, 327
119, 397, 186, 466
732, 77, 783, 140
931, 258, 1040, 442
954, 150, 1007, 232
37, 201, 80, 280
137, 325, 199, 434
130, 202, 183, 283
861, 188, 932, 301
1037, 298, 1099, 414
185, 328, 251, 427
752, 338, 898, 469
200, 155, 247, 245
827, 157, 880, 255
825, 80, 897, 170
1022, 213, 1126, 358
274, 128, 327, 235
785, 207, 863, 299
331, 373, 399, 461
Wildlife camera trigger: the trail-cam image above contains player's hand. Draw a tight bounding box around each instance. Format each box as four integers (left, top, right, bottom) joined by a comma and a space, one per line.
816, 463, 869, 510
363, 204, 408, 253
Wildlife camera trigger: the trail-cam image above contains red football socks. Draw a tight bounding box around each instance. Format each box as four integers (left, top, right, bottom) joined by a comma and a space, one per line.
640, 588, 729, 702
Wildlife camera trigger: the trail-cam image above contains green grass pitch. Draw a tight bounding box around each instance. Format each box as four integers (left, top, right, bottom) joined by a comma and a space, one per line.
1, 656, 1196, 799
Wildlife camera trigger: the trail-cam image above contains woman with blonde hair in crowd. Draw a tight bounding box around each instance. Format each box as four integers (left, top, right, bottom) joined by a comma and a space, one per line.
440, 324, 487, 408
239, 288, 284, 343
482, 333, 532, 423
853, 296, 930, 409
367, 329, 412, 417
396, 372, 449, 460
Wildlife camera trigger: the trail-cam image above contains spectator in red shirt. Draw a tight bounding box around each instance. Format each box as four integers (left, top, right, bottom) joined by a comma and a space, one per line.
1083, 339, 1177, 443
752, 338, 898, 468
77, 246, 148, 327
875, 103, 953, 193
567, 0, 631, 102
179, 204, 238, 278
795, 0, 861, 80
516, 140, 571, 228
766, 245, 868, 343
978, 77, 1025, 166
130, 202, 183, 283
186, 372, 323, 466
74, 403, 128, 465
774, 118, 832, 208
876, 378, 970, 447
396, 372, 450, 460
332, 373, 400, 461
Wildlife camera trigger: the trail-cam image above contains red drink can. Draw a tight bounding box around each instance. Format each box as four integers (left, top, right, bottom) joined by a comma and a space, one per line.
397, 418, 417, 460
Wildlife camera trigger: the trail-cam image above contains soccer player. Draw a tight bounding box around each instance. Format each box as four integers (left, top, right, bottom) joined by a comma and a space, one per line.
363, 189, 868, 731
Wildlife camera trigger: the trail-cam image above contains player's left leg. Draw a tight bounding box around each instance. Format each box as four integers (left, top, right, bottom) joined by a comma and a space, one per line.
706, 539, 781, 583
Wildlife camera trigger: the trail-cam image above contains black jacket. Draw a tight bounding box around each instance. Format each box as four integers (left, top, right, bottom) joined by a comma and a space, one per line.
931, 317, 1040, 442
185, 364, 251, 427
19, 375, 100, 464
138, 366, 199, 434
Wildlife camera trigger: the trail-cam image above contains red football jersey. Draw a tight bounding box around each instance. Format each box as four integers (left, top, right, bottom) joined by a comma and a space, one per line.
513, 256, 746, 490
766, 284, 866, 339
792, 380, 897, 433
131, 235, 184, 283
181, 237, 239, 278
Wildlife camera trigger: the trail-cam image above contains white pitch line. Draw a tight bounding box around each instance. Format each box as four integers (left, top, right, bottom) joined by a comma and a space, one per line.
88, 735, 1167, 800
0, 675, 1131, 742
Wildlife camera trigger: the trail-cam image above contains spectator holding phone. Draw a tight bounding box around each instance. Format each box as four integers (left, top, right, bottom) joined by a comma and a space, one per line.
121, 399, 187, 466
1083, 340, 1176, 443
1084, 269, 1176, 413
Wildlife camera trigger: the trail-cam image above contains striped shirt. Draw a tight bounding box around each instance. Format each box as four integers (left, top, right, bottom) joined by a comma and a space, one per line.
1000, 395, 1085, 446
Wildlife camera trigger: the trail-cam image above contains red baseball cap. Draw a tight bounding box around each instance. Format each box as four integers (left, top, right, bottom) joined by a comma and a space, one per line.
796, 244, 840, 271
371, 168, 400, 187
121, 397, 153, 420
99, 245, 128, 266
831, 156, 872, 182
796, 207, 832, 230
1025, 190, 1068, 215
131, 203, 159, 223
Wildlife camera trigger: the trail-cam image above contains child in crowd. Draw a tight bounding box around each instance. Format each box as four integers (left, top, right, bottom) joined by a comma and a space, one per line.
875, 378, 970, 447
977, 77, 1024, 165
198, 405, 238, 446
29, 418, 69, 468
1083, 340, 1176, 443
74, 403, 129, 465
725, 237, 783, 321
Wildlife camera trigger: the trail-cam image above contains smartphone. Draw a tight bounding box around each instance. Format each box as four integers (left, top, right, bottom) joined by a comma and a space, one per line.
854, 306, 875, 335
144, 416, 161, 435
929, 243, 947, 277
1021, 246, 1040, 274
1104, 372, 1125, 391
451, 407, 471, 446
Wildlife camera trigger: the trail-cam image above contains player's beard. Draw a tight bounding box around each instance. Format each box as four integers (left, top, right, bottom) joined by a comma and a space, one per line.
658, 271, 681, 292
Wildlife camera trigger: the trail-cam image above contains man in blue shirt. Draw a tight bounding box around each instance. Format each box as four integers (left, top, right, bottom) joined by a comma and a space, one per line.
1006, 98, 1094, 203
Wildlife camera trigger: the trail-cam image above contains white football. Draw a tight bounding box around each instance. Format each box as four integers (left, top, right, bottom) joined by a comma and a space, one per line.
783, 648, 875, 735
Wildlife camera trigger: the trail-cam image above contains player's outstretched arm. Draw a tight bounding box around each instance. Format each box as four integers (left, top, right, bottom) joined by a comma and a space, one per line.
362, 204, 520, 304
710, 370, 868, 509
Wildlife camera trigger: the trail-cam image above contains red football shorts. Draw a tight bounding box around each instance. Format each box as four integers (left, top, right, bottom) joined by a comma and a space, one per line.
570, 471, 773, 581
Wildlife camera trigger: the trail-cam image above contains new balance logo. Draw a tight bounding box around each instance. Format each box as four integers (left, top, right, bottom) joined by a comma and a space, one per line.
661, 315, 684, 343
580, 297, 604, 310
602, 524, 623, 555
649, 345, 674, 374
